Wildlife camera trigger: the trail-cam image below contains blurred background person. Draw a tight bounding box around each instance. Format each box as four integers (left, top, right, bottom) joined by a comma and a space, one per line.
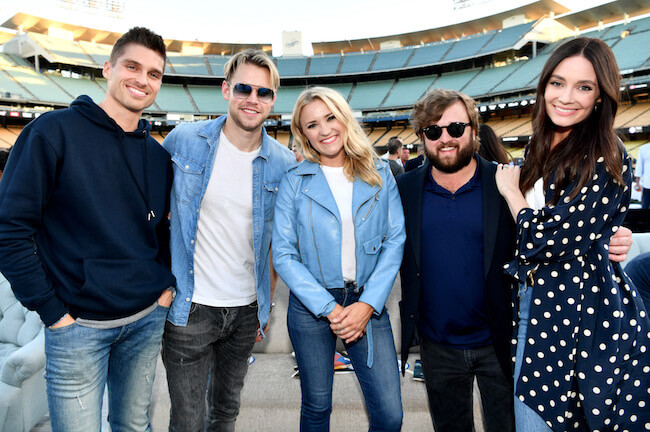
478, 124, 511, 164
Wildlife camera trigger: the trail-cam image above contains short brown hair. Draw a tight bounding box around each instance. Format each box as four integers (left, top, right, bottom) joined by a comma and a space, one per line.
224, 49, 280, 91
110, 27, 166, 66
411, 89, 479, 142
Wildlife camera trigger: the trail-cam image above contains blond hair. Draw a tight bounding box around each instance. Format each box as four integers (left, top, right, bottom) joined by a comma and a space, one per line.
291, 87, 382, 187
224, 49, 280, 91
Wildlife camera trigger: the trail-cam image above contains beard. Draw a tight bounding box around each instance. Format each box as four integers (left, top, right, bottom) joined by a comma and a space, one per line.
425, 138, 477, 174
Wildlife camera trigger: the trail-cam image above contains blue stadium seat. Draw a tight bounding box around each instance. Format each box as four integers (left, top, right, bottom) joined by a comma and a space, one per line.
276, 57, 308, 77
443, 34, 492, 62
154, 84, 195, 113
349, 80, 394, 110
479, 22, 536, 54
308, 55, 342, 75
206, 56, 232, 77
187, 85, 228, 114
340, 53, 376, 74
383, 76, 435, 108
168, 55, 210, 76
47, 74, 106, 103
371, 48, 413, 71
407, 43, 452, 67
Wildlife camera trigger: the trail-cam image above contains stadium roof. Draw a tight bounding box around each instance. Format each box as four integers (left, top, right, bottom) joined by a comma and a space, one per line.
311, 0, 571, 54
0, 12, 272, 55
310, 0, 650, 54
554, 0, 650, 31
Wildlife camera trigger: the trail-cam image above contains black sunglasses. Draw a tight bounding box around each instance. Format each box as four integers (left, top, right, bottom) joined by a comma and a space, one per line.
228, 82, 275, 103
421, 122, 470, 141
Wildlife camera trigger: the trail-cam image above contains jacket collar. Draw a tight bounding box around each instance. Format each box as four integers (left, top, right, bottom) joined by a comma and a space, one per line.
197, 114, 272, 160
298, 159, 384, 222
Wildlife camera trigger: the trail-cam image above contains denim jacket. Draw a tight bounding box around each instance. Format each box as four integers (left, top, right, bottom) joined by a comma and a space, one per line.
272, 159, 405, 364
163, 115, 295, 330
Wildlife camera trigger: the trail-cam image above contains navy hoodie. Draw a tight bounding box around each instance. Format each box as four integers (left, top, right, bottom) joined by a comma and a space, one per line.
0, 95, 175, 326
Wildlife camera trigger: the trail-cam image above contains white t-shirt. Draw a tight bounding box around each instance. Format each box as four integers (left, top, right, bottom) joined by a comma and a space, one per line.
321, 165, 356, 282
192, 131, 260, 307
525, 177, 545, 211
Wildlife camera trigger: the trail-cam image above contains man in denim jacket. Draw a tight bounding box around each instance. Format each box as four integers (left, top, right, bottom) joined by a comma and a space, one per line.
161, 49, 294, 431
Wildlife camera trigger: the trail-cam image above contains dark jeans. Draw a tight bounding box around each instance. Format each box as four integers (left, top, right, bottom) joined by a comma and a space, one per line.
288, 287, 403, 432
162, 302, 258, 432
642, 188, 650, 209
420, 337, 514, 432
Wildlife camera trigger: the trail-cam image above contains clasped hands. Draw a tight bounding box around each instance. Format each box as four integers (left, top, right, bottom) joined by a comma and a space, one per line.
327, 301, 374, 344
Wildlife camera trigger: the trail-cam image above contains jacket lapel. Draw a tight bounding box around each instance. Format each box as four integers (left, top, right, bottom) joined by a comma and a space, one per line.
480, 157, 500, 279
301, 163, 341, 222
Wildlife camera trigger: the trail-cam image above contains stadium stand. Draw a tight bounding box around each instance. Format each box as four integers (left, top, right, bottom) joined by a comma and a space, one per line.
276, 57, 308, 77
273, 86, 308, 114
407, 43, 451, 67
154, 84, 195, 113
429, 69, 480, 93
28, 32, 97, 67
273, 130, 291, 146
348, 80, 395, 110
1, 61, 71, 104
205, 55, 231, 77
339, 52, 376, 74
371, 48, 414, 71
0, 127, 20, 147
383, 76, 436, 108
610, 32, 650, 71
47, 74, 105, 103
442, 33, 492, 62
478, 22, 536, 54
308, 55, 341, 75
462, 63, 524, 98
78, 40, 111, 66
187, 85, 228, 114
0, 54, 33, 99
167, 55, 211, 76
614, 101, 650, 129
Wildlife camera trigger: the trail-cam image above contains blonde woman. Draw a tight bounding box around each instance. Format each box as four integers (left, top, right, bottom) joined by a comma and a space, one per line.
273, 87, 405, 431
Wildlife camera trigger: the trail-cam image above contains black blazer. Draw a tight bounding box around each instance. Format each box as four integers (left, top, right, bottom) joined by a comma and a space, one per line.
396, 156, 516, 379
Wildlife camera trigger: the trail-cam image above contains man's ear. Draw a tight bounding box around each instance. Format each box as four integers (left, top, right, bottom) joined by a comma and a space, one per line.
222, 80, 230, 101
102, 60, 112, 80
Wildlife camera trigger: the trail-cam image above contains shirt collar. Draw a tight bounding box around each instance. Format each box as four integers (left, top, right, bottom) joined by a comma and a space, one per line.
425, 154, 482, 195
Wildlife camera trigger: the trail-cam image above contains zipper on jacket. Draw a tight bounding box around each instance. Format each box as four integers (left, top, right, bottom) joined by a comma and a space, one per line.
310, 200, 327, 288
359, 194, 379, 222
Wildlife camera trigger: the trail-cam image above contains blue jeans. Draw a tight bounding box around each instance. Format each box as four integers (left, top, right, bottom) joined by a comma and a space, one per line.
419, 338, 514, 432
44, 304, 169, 432
287, 287, 403, 432
162, 302, 259, 432
514, 284, 552, 432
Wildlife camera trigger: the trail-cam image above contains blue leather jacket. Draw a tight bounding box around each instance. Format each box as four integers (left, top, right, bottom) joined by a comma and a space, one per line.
163, 115, 295, 330
272, 159, 405, 320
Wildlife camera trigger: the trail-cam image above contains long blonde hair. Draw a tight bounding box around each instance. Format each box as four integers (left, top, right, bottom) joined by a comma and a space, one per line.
291, 87, 382, 187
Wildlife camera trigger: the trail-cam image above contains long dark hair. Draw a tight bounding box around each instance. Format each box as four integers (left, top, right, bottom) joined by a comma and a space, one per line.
478, 124, 510, 164
520, 37, 624, 204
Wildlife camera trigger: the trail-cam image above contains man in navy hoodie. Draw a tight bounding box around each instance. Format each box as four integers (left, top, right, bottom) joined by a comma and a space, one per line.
0, 27, 175, 431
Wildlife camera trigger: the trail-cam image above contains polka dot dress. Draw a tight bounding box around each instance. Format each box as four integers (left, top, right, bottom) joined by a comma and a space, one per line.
504, 154, 650, 431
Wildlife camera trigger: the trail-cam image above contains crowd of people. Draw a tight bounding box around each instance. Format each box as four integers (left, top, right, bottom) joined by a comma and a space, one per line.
0, 26, 647, 432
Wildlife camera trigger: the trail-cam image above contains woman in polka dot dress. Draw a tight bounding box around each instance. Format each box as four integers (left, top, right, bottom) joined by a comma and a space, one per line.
495, 37, 650, 431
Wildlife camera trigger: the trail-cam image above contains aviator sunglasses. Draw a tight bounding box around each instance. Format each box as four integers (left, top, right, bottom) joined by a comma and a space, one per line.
228, 82, 275, 103
421, 122, 470, 141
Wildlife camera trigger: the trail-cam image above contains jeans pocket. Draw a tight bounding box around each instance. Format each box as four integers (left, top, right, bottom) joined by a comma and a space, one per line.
46, 322, 78, 334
